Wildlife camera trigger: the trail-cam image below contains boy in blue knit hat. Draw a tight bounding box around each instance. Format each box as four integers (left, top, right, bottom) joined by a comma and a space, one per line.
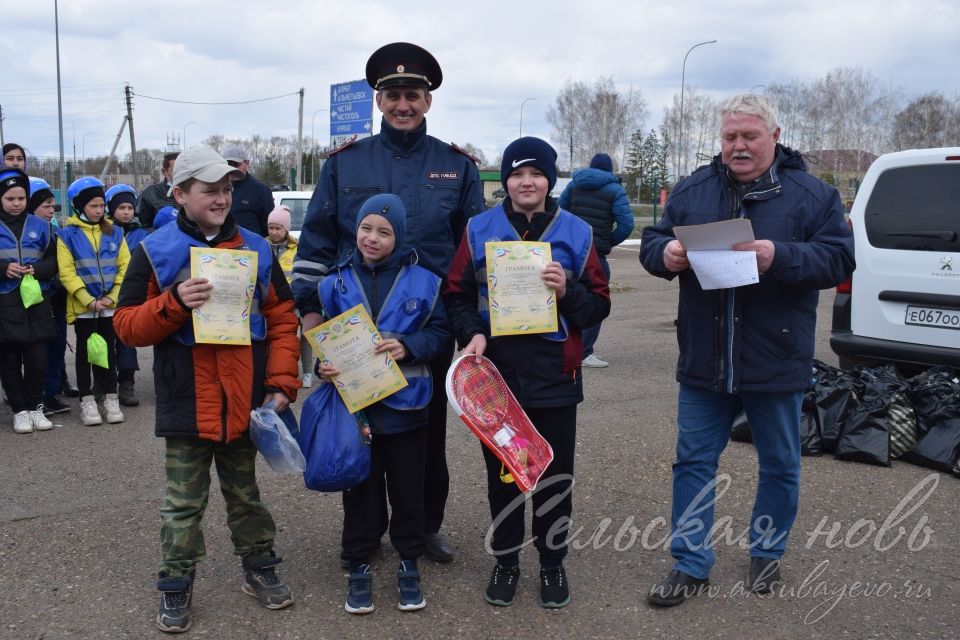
316, 193, 450, 615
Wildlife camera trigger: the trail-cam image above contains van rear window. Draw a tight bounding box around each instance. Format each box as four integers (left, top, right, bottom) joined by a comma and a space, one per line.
279, 198, 308, 231
864, 162, 960, 252
864, 164, 960, 252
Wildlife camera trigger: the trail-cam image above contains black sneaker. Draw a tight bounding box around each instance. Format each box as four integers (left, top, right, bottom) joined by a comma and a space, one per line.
241, 557, 294, 609
156, 575, 193, 634
539, 565, 570, 608
42, 395, 71, 415
118, 379, 140, 407
485, 563, 520, 606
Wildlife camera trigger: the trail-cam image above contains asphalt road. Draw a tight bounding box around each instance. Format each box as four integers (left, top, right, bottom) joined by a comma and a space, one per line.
2, 245, 957, 639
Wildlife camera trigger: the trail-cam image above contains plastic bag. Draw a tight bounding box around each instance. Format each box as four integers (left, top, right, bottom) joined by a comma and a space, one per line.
799, 389, 822, 456
87, 331, 109, 368
297, 384, 371, 492
814, 368, 861, 453
19, 273, 43, 308
249, 405, 306, 474
901, 418, 960, 475
834, 400, 891, 467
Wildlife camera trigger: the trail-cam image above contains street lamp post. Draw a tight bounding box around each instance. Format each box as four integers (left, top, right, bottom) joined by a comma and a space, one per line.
183, 121, 197, 149
677, 39, 717, 182
310, 107, 327, 185
519, 97, 536, 137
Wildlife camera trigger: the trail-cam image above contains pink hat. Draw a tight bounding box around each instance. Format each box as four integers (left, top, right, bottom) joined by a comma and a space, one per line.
268, 204, 291, 231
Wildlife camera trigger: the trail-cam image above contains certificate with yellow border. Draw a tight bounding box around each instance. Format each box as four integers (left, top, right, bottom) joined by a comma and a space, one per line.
305, 304, 408, 413
485, 241, 557, 336
190, 247, 257, 345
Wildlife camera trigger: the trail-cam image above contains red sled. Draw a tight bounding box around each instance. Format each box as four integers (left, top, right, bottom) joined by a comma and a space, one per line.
445, 355, 554, 492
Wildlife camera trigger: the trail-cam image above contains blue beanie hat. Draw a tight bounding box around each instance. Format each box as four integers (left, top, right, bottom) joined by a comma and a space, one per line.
356, 193, 406, 251
153, 205, 178, 229
590, 153, 613, 172
500, 136, 558, 192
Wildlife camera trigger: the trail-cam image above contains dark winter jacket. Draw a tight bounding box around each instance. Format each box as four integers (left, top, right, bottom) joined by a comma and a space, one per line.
0, 211, 57, 343
444, 197, 610, 408
292, 118, 486, 315
229, 172, 274, 237
639, 145, 855, 393
136, 180, 177, 228
558, 168, 634, 255
114, 214, 300, 442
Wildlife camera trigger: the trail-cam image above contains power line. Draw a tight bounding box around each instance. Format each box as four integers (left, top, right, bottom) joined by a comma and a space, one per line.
132, 90, 300, 106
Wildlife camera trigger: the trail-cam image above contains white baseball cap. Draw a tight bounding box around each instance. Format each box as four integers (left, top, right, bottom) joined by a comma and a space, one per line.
171, 146, 243, 189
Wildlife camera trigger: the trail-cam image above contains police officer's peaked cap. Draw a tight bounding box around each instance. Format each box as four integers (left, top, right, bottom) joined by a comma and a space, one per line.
365, 42, 443, 91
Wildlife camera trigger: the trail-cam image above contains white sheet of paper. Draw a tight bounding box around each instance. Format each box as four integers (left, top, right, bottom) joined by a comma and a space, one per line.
674, 218, 755, 250
687, 250, 760, 289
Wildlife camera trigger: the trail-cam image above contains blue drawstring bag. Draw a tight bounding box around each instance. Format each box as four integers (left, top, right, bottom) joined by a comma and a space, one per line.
249, 404, 306, 474
297, 384, 371, 492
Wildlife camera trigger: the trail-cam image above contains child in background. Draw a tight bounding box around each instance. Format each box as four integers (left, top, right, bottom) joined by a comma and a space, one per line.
443, 137, 610, 609
266, 204, 313, 388
2, 143, 27, 170
0, 168, 58, 433
28, 177, 72, 415
57, 176, 129, 426
113, 146, 300, 634
106, 184, 147, 407
317, 193, 450, 615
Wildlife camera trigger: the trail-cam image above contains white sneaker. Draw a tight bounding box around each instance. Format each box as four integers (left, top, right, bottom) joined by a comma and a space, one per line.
13, 410, 33, 434
80, 395, 103, 426
30, 406, 54, 431
301, 373, 314, 389
103, 393, 125, 423
581, 354, 609, 368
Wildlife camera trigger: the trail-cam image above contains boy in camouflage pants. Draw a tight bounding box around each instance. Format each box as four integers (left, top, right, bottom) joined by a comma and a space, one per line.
114, 147, 301, 633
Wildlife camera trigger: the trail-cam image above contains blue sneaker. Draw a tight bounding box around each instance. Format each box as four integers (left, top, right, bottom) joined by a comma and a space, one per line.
344, 564, 374, 615
396, 560, 426, 611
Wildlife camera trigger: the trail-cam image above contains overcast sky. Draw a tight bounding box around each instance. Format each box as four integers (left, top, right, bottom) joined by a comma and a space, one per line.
3, 0, 958, 168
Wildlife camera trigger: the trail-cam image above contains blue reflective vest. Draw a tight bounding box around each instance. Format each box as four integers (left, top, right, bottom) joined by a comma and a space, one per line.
57, 221, 124, 299
466, 204, 593, 341
140, 223, 273, 345
318, 263, 439, 410
0, 214, 53, 294
123, 226, 149, 253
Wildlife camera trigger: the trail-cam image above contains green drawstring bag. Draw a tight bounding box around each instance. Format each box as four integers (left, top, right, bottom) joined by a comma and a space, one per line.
87, 331, 109, 368
19, 274, 43, 308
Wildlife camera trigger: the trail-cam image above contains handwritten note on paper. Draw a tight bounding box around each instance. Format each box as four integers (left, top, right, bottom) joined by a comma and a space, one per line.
686, 250, 759, 289
673, 219, 760, 290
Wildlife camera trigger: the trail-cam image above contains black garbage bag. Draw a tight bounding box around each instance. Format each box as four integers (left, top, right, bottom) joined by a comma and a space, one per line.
887, 390, 919, 460
815, 369, 862, 453
800, 389, 822, 456
901, 418, 960, 475
834, 399, 891, 467
907, 367, 960, 437
730, 411, 752, 443
857, 364, 908, 403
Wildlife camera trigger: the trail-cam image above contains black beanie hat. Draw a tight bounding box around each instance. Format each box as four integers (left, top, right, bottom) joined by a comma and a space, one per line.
107, 191, 137, 217
500, 137, 558, 192
73, 186, 106, 215
28, 187, 55, 213
0, 167, 30, 202
590, 153, 613, 172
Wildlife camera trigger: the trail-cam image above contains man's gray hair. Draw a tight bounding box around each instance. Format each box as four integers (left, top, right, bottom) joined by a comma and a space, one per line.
720, 94, 780, 133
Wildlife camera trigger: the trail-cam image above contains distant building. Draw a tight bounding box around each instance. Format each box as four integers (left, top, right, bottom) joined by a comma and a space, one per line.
804, 149, 878, 205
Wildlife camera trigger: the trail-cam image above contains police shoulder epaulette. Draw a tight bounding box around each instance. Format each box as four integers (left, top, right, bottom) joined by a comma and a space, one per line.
324, 135, 359, 158
450, 142, 481, 165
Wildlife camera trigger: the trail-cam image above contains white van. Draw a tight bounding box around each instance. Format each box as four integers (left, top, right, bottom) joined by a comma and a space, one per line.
831, 147, 960, 372
272, 191, 314, 239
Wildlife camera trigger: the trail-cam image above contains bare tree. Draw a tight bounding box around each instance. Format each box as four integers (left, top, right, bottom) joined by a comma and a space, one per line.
546, 77, 647, 171
892, 93, 959, 150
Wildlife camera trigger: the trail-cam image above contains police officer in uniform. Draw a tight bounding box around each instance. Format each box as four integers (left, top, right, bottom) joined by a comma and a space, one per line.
293, 42, 486, 564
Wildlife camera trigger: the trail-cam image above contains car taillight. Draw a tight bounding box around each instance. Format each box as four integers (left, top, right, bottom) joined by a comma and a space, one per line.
836, 217, 854, 294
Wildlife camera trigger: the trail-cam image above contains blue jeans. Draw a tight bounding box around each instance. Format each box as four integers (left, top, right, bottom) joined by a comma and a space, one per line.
581, 254, 610, 358
670, 384, 802, 579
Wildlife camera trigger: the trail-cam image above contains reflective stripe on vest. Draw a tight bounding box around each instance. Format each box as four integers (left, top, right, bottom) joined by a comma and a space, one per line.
465, 204, 593, 342
0, 214, 53, 293
58, 223, 123, 299
318, 264, 439, 410
140, 224, 272, 345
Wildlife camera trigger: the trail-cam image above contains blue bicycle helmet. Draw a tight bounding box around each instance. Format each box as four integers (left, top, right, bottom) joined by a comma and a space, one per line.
67, 176, 106, 213
29, 177, 52, 197
153, 205, 178, 229
105, 183, 138, 205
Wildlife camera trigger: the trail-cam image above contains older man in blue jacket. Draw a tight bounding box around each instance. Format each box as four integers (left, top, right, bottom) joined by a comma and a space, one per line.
293, 42, 485, 566
640, 94, 854, 607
